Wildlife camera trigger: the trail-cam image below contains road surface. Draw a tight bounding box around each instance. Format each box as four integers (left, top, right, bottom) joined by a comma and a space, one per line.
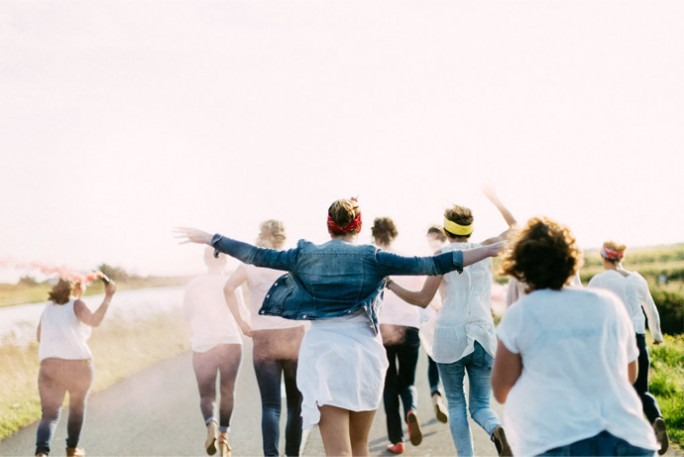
2, 338, 679, 456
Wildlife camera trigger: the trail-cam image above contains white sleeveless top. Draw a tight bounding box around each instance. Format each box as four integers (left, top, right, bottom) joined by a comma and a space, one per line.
432, 241, 496, 363
39, 299, 92, 361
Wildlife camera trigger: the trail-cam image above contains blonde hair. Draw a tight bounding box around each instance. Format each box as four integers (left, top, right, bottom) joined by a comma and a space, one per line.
500, 217, 582, 291
328, 197, 361, 233
601, 240, 627, 262
259, 219, 287, 249
371, 217, 398, 246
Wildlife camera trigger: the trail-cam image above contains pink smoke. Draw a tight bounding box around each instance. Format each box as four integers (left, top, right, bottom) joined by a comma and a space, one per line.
0, 258, 103, 284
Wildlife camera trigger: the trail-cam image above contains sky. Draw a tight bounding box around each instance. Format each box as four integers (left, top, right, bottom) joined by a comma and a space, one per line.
1, 1, 683, 280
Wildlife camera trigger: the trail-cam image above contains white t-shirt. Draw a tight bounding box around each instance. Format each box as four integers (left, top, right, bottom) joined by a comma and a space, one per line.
39, 300, 92, 361
243, 264, 306, 330
432, 241, 496, 363
183, 273, 242, 352
497, 287, 658, 456
588, 269, 663, 341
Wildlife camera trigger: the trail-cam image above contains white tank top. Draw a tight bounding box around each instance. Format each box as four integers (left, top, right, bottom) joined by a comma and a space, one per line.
38, 299, 93, 361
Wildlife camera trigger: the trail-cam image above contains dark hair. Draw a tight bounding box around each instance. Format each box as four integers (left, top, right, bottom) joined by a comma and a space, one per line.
48, 278, 74, 305
500, 217, 582, 291
426, 224, 447, 242
443, 205, 474, 239
371, 217, 398, 246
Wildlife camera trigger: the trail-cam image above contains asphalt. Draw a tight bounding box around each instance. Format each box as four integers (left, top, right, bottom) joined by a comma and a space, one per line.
2, 338, 680, 457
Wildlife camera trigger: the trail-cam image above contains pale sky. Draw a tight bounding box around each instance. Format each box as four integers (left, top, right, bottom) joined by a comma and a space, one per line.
1, 1, 683, 280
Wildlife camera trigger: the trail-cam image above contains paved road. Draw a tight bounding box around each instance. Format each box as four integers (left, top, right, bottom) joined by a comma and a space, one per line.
2, 339, 679, 456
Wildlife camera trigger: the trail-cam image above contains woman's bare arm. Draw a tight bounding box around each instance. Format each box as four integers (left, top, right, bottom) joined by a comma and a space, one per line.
387, 276, 442, 308
491, 340, 523, 403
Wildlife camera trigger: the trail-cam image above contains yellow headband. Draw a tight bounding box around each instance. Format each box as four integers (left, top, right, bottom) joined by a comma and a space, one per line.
444, 218, 473, 236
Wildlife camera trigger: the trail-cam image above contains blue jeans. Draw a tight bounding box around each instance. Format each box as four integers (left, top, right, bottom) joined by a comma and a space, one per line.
437, 341, 501, 457
539, 430, 655, 456
382, 325, 420, 444
253, 327, 304, 456
35, 358, 93, 455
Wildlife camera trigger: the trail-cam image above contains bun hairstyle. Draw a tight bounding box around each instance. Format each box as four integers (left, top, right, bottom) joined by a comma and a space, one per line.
260, 219, 287, 249
601, 240, 627, 262
426, 224, 447, 242
328, 197, 362, 235
48, 278, 75, 305
371, 217, 398, 246
500, 216, 582, 292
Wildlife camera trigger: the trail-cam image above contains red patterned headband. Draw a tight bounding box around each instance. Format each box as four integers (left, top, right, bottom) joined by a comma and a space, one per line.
327, 213, 362, 235
601, 246, 624, 261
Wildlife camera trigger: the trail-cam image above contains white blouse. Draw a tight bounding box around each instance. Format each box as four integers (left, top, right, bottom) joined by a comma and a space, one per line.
432, 241, 496, 363
588, 269, 663, 341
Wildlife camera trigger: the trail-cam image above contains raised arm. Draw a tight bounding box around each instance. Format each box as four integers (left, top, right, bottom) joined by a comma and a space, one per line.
386, 276, 442, 308
223, 265, 253, 337
482, 187, 517, 245
74, 281, 116, 327
377, 242, 504, 278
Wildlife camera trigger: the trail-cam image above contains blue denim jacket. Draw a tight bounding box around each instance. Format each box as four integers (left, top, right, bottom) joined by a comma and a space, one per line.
211, 234, 464, 334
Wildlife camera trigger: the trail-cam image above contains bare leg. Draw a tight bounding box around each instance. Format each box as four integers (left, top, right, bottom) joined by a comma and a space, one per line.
318, 405, 351, 456
349, 410, 376, 457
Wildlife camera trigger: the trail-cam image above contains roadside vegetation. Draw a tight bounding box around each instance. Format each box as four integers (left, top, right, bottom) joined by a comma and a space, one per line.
0, 263, 188, 308
0, 310, 190, 440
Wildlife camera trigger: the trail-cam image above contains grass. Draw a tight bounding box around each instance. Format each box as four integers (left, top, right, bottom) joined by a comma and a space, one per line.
649, 333, 684, 448
0, 310, 190, 440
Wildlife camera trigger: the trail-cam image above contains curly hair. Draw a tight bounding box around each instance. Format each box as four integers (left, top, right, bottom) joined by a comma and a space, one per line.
328, 197, 362, 234
371, 217, 398, 246
500, 217, 582, 291
259, 219, 287, 249
48, 278, 75, 305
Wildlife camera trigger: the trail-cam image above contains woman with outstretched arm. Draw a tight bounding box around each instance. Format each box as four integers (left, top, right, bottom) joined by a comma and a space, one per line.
175, 197, 502, 457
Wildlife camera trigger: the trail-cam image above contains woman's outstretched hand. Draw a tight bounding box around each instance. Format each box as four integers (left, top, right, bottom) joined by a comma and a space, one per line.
174, 227, 213, 245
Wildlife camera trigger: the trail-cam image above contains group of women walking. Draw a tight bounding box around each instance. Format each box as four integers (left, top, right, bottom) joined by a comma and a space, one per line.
33, 191, 669, 457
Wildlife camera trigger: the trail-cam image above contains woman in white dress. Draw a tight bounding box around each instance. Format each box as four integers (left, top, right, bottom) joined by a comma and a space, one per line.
588, 241, 668, 454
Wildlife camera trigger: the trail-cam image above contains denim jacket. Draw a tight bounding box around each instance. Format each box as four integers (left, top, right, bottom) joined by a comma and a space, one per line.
211, 234, 464, 334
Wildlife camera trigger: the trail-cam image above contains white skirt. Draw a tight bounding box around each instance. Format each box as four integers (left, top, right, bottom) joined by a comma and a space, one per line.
296, 313, 389, 429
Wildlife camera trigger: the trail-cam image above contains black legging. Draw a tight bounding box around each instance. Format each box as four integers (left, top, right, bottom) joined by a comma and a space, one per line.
634, 333, 662, 422
192, 343, 242, 429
